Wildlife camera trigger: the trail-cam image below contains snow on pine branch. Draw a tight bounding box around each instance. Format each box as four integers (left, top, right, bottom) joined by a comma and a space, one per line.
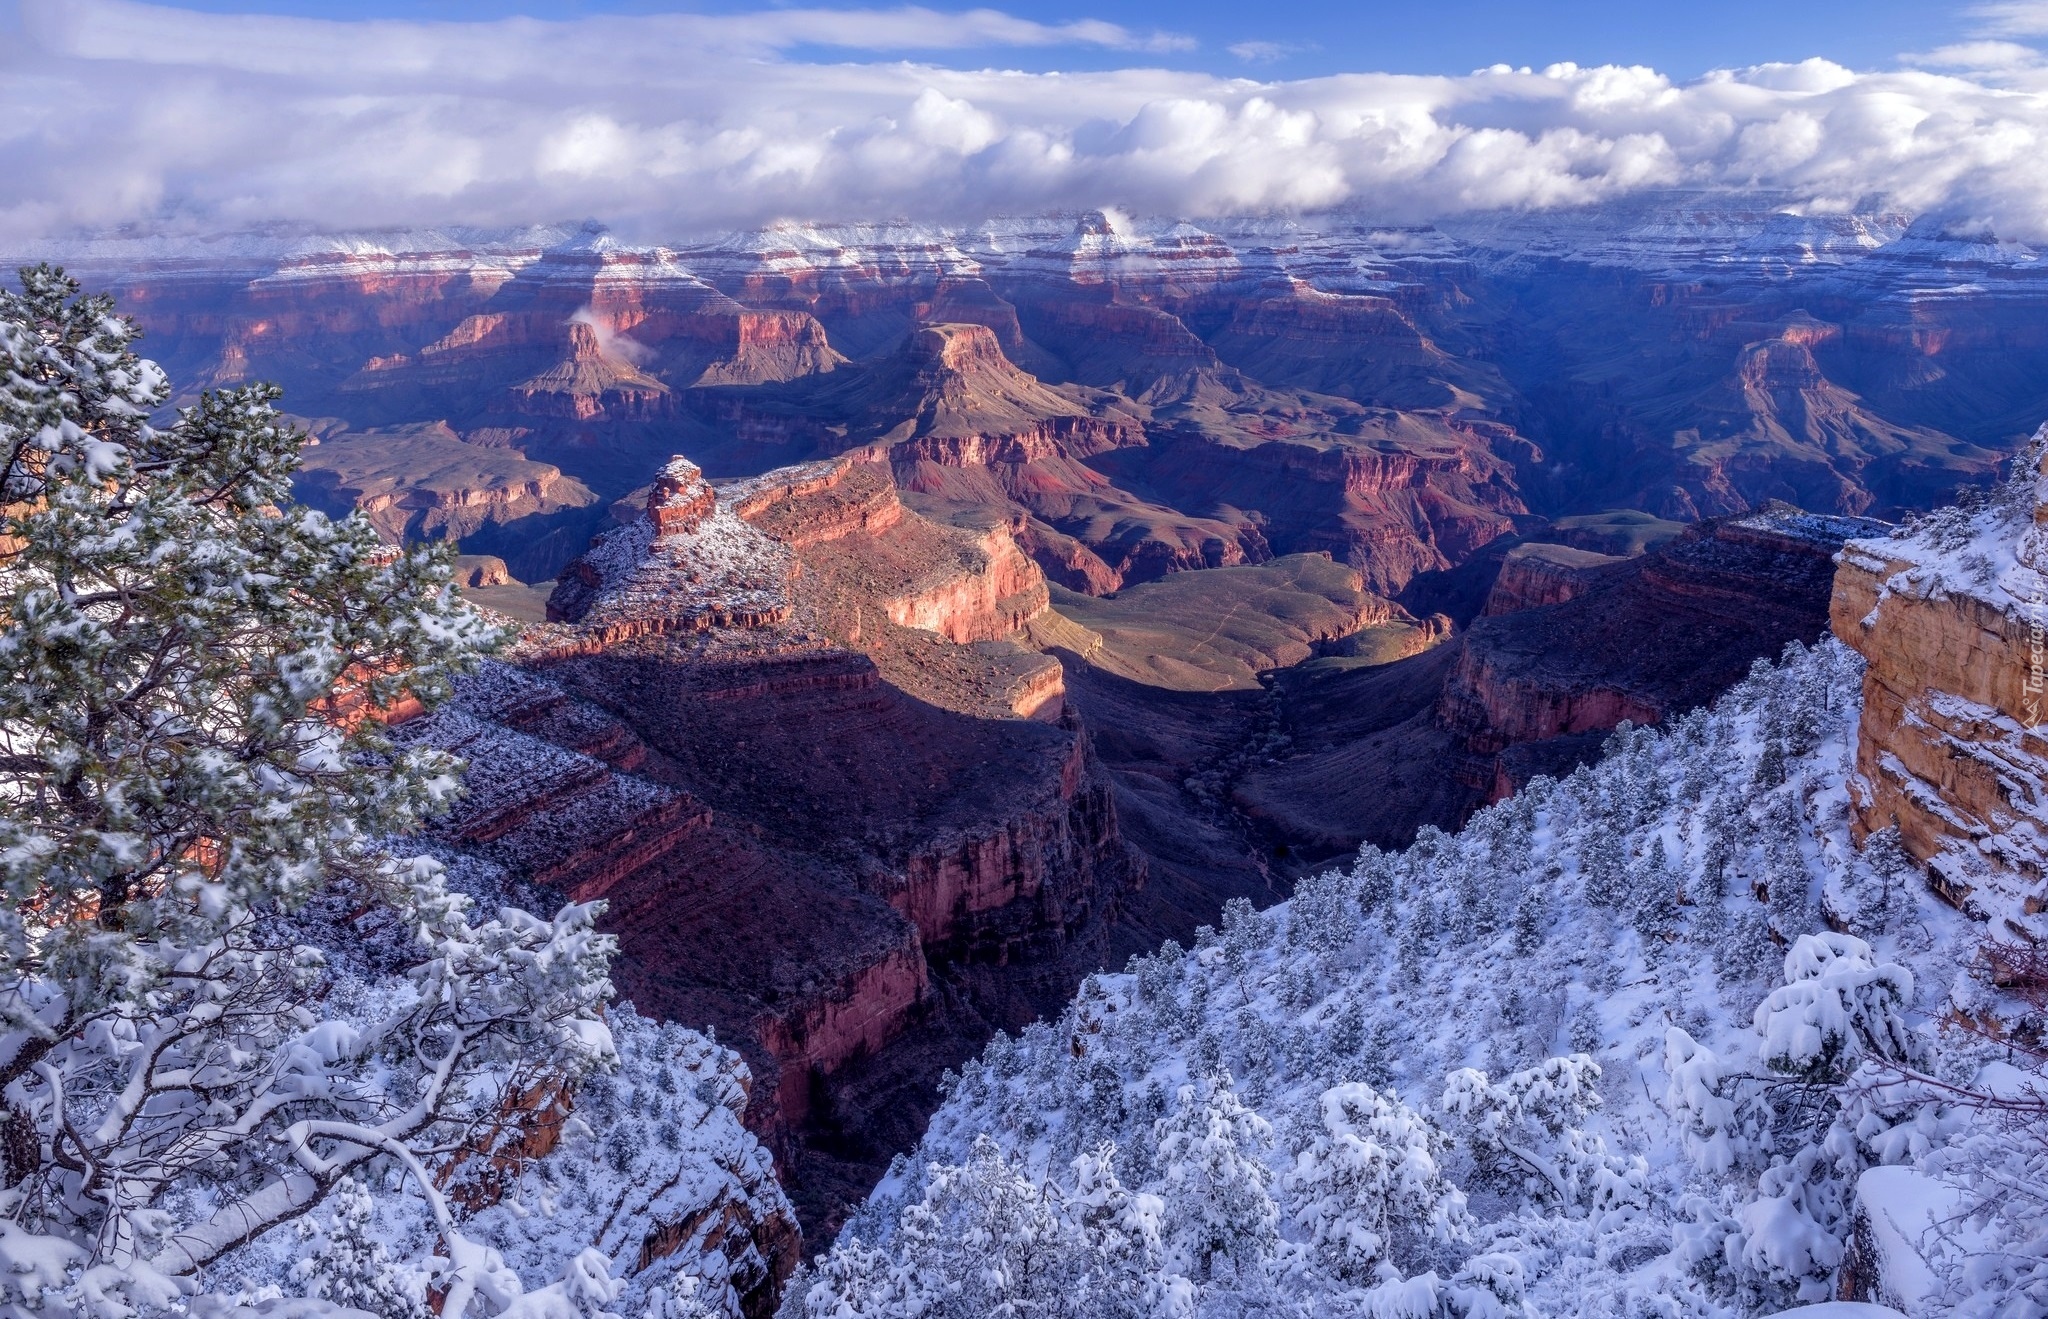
0, 269, 794, 1319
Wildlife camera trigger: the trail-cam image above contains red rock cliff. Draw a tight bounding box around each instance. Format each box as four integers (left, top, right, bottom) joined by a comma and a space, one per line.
454, 454, 1143, 1240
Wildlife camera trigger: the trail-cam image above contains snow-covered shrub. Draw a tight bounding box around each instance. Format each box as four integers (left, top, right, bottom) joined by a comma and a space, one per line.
1441, 1055, 1647, 1222
1152, 1074, 1279, 1282
799, 1136, 1186, 1319
1753, 933, 1916, 1083
1284, 1083, 1467, 1281
292, 1179, 431, 1319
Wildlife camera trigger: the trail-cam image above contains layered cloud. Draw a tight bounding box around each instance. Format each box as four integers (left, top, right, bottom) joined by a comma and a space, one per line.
3, 0, 2048, 243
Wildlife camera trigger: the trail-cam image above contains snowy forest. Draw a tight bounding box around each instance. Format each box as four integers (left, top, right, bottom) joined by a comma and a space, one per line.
3, 264, 2046, 1319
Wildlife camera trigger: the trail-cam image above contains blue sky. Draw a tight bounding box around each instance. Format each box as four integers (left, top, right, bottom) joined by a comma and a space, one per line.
59, 0, 1983, 79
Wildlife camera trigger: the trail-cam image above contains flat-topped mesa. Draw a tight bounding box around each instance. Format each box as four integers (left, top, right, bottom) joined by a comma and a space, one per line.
1830, 427, 2048, 930
542, 456, 797, 639
1481, 543, 1626, 616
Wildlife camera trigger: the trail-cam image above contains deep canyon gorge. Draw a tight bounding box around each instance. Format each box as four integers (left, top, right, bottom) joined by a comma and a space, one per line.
20, 197, 2048, 1274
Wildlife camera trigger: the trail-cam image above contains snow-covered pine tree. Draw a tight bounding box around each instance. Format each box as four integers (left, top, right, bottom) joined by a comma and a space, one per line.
1152, 1074, 1278, 1283
0, 268, 618, 1318
1282, 1082, 1467, 1283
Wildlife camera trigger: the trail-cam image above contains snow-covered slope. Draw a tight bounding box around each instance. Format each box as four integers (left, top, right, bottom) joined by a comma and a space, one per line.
793, 455, 2048, 1317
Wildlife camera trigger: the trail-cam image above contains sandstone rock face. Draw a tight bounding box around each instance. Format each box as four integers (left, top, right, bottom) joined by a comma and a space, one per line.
1830, 434, 2048, 927
878, 521, 1046, 645
726, 455, 1065, 719
457, 554, 513, 587
724, 450, 904, 545
691, 309, 844, 386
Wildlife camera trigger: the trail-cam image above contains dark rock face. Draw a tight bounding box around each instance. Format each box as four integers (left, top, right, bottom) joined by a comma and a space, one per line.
1227, 509, 1885, 862
535, 641, 1139, 1227
1437, 509, 1885, 796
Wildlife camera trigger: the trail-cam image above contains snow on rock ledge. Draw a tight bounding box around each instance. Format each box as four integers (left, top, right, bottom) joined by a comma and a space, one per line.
1830, 424, 2048, 932
543, 457, 797, 642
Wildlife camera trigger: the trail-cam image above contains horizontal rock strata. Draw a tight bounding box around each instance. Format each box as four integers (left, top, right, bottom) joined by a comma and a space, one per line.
1830, 448, 2048, 928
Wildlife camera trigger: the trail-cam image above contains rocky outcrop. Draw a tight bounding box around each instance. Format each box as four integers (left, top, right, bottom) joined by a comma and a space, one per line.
457, 554, 514, 587
543, 457, 797, 637
1480, 543, 1626, 615
1013, 520, 1124, 594
878, 520, 1047, 644
1831, 435, 2048, 928
1093, 425, 1526, 594
727, 454, 1066, 718
393, 665, 710, 895
1440, 648, 1664, 756
691, 310, 844, 386
751, 938, 932, 1127
1439, 507, 1883, 794
511, 321, 673, 420
724, 450, 903, 545
409, 454, 1140, 1241
1201, 282, 1474, 410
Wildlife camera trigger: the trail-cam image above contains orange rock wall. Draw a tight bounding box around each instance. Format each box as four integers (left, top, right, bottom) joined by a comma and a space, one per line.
1831, 537, 2048, 912
882, 523, 1049, 644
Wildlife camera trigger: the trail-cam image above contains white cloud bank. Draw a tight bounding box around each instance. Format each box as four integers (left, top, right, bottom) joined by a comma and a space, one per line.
3, 0, 2048, 244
